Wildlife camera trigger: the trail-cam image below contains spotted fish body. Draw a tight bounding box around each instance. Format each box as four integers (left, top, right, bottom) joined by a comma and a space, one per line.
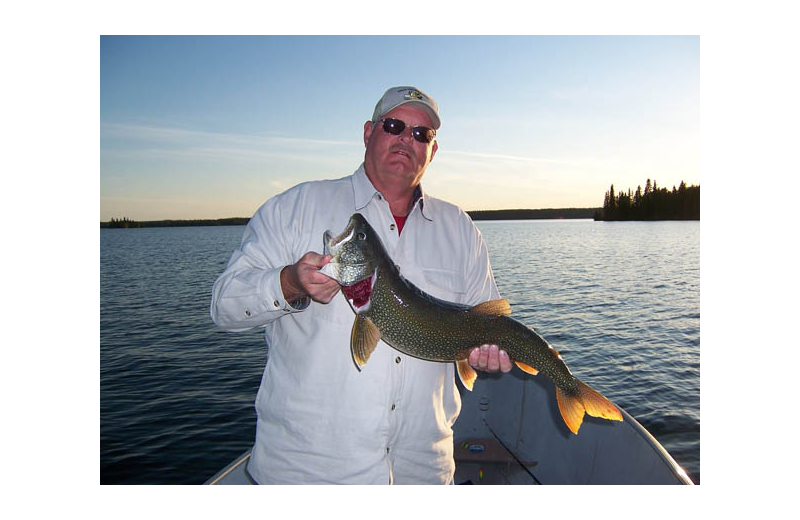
320, 213, 622, 434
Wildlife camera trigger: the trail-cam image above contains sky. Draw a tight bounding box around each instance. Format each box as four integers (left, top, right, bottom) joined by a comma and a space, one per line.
100, 35, 699, 221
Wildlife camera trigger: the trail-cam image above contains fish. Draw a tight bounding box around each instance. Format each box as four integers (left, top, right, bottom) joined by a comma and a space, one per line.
319, 213, 622, 434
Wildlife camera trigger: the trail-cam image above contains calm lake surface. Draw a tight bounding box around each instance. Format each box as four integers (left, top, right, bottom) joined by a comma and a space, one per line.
100, 220, 699, 484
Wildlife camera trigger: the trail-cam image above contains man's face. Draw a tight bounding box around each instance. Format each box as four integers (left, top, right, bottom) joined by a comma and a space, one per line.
363, 104, 438, 191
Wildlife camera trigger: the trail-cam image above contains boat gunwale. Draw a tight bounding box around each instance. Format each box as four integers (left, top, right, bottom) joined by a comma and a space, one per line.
619, 407, 695, 484
204, 450, 252, 485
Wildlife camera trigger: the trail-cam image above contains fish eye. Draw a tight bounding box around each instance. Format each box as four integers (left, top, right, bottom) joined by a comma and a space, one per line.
357, 232, 366, 240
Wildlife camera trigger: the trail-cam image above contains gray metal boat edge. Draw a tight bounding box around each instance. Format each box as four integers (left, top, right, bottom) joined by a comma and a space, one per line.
205, 450, 255, 485
618, 407, 694, 484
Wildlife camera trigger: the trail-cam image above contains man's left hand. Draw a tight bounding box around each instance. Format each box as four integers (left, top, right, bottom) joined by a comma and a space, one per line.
468, 344, 513, 373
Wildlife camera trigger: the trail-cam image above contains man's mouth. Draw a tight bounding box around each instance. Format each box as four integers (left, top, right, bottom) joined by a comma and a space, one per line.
391, 146, 413, 159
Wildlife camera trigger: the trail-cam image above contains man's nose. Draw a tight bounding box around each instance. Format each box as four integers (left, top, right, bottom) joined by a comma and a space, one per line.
397, 127, 413, 142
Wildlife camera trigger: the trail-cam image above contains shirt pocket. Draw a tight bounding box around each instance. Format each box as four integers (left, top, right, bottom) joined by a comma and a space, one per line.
420, 267, 467, 305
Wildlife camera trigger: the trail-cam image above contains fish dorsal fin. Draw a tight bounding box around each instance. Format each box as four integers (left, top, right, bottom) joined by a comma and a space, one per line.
350, 314, 381, 370
456, 359, 478, 391
515, 361, 539, 376
469, 298, 512, 316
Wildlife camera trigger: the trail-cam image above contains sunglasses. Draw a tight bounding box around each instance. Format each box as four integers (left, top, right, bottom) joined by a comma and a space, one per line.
378, 118, 436, 144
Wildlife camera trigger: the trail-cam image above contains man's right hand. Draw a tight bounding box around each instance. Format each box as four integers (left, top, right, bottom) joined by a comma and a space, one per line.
280, 252, 341, 304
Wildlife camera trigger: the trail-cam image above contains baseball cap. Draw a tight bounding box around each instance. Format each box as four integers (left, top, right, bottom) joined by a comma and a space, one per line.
372, 86, 440, 130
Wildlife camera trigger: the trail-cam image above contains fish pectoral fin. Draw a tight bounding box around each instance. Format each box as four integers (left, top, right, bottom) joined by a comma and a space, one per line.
514, 361, 539, 375
456, 359, 478, 391
350, 314, 381, 371
469, 298, 512, 316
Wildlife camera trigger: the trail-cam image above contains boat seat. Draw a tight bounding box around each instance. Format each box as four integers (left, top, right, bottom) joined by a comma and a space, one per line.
453, 438, 538, 485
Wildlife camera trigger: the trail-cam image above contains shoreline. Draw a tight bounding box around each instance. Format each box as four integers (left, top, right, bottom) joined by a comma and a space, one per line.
100, 208, 601, 228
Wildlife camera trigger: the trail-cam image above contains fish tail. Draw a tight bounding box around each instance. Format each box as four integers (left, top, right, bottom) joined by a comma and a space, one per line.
556, 379, 622, 434
555, 386, 585, 434
576, 379, 622, 423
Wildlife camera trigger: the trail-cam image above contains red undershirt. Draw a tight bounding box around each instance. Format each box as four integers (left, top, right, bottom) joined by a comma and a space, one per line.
393, 214, 406, 234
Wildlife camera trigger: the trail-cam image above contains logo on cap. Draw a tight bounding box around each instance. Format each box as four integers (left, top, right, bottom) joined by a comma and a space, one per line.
404, 89, 424, 101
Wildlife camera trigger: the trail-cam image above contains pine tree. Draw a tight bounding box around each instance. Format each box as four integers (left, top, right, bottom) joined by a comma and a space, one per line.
601, 184, 619, 221
634, 186, 643, 213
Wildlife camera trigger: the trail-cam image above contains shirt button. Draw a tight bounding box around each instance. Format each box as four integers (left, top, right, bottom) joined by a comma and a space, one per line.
390, 223, 396, 231
395, 357, 401, 363
244, 309, 251, 317
273, 300, 280, 308
391, 404, 396, 411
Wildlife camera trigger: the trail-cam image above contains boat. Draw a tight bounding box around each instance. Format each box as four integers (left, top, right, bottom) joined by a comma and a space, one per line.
205, 370, 693, 485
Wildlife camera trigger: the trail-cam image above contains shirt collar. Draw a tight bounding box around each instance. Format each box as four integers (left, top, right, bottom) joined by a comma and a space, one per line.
352, 164, 378, 211
351, 163, 433, 221
412, 185, 433, 221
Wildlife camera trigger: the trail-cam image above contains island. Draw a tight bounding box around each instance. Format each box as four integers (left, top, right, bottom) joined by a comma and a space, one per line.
594, 179, 699, 221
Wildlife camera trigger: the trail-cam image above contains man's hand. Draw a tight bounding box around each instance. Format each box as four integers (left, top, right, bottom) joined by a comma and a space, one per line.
280, 252, 341, 304
468, 344, 513, 373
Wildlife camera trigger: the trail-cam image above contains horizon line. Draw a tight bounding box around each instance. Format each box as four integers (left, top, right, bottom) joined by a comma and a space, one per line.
100, 207, 603, 223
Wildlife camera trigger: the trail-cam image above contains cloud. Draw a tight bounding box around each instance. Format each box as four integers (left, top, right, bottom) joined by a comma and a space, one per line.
101, 122, 362, 166
443, 149, 603, 167
101, 122, 359, 150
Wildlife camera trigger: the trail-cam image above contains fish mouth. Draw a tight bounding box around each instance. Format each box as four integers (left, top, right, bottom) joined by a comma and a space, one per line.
322, 230, 336, 256
320, 229, 345, 283
320, 223, 369, 286
323, 225, 354, 257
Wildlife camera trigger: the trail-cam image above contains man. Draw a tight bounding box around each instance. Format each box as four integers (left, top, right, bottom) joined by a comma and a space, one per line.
211, 86, 511, 484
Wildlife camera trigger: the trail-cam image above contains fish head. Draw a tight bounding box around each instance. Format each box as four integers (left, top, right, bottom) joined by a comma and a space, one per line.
320, 213, 383, 286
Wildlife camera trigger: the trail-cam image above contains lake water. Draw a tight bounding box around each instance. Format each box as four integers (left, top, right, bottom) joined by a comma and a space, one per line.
100, 219, 699, 484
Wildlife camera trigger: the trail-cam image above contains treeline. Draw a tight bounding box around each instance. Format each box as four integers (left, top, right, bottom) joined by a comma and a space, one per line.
101, 217, 250, 228
102, 208, 600, 228
594, 179, 699, 221
468, 208, 597, 220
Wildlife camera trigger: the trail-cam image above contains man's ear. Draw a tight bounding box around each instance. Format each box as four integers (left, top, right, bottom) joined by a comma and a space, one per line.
363, 120, 374, 147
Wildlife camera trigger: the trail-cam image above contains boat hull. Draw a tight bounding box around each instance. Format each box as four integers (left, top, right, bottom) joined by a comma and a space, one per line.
206, 371, 692, 484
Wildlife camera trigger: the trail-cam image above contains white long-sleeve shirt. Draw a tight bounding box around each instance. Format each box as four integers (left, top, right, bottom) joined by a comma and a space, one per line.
210, 164, 499, 484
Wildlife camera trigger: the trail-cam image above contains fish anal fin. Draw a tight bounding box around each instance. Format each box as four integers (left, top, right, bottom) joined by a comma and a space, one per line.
350, 314, 381, 370
470, 299, 512, 316
515, 361, 539, 376
576, 379, 623, 422
556, 386, 586, 435
456, 359, 478, 391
